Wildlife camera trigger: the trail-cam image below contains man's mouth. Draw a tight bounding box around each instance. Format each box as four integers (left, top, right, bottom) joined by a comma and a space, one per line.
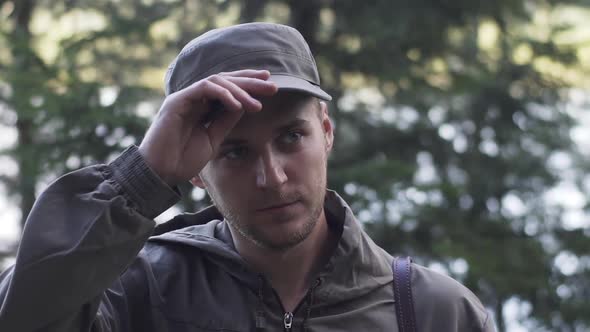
256, 200, 299, 212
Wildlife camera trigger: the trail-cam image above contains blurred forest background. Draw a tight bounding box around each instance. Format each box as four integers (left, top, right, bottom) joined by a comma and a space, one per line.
1, 0, 590, 331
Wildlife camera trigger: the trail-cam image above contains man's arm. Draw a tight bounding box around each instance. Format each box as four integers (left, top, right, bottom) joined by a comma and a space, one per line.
0, 146, 178, 331
0, 70, 277, 331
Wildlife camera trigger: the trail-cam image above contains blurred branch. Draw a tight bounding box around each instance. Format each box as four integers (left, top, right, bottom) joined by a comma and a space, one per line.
0, 248, 16, 260
0, 240, 17, 260
0, 174, 18, 190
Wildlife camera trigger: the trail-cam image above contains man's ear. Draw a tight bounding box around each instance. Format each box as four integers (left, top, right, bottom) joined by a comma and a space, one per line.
190, 174, 206, 188
320, 101, 334, 152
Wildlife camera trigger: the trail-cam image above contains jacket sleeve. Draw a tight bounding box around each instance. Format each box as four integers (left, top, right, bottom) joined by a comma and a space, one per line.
0, 146, 180, 332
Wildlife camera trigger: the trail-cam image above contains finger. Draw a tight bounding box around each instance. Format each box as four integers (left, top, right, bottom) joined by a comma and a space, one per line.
209, 75, 264, 112
178, 79, 243, 113
224, 76, 278, 97
219, 69, 271, 80
204, 76, 278, 151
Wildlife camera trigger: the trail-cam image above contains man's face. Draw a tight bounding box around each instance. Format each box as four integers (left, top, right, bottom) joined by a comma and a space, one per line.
197, 92, 333, 251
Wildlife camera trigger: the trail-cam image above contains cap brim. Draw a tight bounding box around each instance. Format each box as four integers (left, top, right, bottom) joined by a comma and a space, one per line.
269, 74, 332, 101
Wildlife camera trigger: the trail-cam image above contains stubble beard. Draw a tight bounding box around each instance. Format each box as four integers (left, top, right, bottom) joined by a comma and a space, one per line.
214, 169, 327, 252
221, 186, 326, 252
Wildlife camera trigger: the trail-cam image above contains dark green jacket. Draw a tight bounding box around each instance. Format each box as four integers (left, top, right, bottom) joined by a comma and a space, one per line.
0, 146, 494, 331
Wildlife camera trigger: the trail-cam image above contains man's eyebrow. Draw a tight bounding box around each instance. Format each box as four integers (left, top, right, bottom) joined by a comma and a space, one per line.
220, 138, 248, 147
220, 118, 310, 146
276, 118, 310, 132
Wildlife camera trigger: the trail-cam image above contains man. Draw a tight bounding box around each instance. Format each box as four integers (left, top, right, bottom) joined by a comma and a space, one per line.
0, 23, 494, 331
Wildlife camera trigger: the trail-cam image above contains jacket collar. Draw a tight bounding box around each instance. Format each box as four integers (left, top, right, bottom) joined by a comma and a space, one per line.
149, 190, 393, 301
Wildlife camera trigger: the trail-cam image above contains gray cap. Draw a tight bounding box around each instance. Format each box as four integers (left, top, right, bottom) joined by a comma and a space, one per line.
164, 22, 331, 101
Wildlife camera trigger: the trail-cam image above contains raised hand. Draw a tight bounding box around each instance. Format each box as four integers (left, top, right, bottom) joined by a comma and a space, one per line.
138, 69, 278, 186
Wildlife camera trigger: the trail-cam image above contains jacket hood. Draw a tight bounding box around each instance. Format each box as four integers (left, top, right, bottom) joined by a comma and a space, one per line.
148, 190, 393, 305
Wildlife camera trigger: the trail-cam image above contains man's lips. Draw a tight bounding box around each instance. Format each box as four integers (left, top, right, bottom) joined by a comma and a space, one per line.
256, 200, 299, 212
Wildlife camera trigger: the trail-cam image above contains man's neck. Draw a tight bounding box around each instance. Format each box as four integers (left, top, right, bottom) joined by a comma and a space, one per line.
230, 212, 336, 312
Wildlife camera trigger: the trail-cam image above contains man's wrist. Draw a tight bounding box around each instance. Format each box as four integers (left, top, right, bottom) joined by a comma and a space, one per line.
109, 145, 181, 218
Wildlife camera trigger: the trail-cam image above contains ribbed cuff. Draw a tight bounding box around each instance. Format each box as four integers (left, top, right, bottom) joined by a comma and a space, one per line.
108, 145, 180, 219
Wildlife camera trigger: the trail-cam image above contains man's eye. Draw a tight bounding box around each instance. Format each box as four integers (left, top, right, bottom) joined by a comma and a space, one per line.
223, 147, 248, 160
282, 131, 303, 144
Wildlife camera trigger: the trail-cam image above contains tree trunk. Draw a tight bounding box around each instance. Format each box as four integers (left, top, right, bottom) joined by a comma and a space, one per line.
15, 119, 37, 228
495, 299, 505, 332
11, 0, 38, 229
288, 0, 321, 53
240, 0, 267, 23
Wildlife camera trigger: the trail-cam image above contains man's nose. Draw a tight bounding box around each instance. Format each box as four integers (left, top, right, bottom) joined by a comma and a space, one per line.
255, 152, 288, 189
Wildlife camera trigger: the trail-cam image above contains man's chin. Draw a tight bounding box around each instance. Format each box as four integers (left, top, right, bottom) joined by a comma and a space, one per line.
250, 219, 318, 251
253, 238, 302, 252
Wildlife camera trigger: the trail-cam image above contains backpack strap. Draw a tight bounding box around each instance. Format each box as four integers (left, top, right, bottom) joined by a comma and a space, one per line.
392, 256, 417, 332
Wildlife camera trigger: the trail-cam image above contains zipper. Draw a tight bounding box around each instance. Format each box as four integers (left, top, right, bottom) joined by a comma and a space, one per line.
283, 311, 294, 331
261, 276, 322, 331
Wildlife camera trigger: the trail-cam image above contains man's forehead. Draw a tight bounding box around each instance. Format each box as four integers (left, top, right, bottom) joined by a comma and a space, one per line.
223, 93, 316, 141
